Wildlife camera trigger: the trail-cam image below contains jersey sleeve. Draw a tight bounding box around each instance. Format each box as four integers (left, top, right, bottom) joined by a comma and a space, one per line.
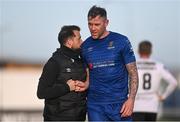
160, 65, 178, 99
122, 38, 136, 64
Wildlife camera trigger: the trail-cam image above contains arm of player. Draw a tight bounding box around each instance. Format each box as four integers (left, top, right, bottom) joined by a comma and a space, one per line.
159, 67, 177, 100
120, 61, 139, 117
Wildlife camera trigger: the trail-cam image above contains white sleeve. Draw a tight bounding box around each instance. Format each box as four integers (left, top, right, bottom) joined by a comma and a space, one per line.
160, 65, 178, 99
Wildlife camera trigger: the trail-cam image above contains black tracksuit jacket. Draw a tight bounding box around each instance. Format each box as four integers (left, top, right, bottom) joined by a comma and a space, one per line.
37, 45, 87, 121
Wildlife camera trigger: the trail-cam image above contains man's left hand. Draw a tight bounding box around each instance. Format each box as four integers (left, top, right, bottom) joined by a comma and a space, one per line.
120, 98, 134, 117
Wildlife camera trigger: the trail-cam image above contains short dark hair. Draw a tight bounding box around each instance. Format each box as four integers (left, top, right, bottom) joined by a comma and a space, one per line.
58, 25, 80, 45
88, 5, 107, 19
138, 40, 152, 55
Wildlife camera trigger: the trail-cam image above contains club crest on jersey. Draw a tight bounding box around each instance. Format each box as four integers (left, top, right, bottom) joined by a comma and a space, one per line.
66, 68, 71, 72
107, 41, 115, 49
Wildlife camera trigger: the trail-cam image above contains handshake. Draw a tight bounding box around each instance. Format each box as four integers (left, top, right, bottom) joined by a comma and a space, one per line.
66, 79, 89, 92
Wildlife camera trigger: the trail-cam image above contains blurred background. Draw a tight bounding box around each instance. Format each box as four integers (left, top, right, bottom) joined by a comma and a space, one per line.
0, 0, 180, 121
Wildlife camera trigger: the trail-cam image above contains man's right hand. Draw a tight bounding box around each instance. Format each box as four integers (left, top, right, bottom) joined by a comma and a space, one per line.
66, 79, 76, 91
75, 80, 89, 92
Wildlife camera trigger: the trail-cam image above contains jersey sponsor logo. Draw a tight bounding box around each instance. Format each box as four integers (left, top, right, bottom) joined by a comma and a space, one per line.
88, 61, 115, 69
137, 62, 156, 70
137, 62, 156, 65
93, 63, 115, 68
137, 66, 156, 70
107, 41, 115, 49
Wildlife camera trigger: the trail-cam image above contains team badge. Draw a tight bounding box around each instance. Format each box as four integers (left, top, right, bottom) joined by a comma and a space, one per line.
107, 41, 115, 49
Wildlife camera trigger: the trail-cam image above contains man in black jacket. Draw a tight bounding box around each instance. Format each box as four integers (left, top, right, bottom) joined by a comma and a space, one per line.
37, 25, 87, 121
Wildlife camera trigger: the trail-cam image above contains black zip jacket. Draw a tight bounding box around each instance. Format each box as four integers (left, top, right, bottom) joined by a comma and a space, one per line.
37, 45, 87, 121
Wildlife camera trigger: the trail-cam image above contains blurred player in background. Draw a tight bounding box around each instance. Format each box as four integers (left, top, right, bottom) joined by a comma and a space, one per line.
133, 40, 178, 121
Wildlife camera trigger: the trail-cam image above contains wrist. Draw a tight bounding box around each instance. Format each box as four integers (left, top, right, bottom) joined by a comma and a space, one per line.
128, 95, 135, 101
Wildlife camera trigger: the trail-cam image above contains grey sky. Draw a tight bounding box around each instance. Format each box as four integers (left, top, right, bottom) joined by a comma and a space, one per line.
0, 0, 180, 68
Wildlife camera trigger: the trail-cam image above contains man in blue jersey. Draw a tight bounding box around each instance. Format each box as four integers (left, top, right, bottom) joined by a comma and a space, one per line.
77, 5, 139, 121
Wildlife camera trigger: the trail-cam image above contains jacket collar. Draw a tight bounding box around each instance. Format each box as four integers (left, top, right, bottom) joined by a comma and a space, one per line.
58, 45, 81, 59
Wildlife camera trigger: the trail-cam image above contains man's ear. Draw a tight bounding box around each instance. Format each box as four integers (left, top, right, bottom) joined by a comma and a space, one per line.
66, 38, 73, 48
105, 19, 109, 27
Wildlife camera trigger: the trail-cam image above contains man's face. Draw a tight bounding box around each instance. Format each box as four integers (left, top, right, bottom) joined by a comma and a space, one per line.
71, 30, 82, 50
88, 15, 108, 39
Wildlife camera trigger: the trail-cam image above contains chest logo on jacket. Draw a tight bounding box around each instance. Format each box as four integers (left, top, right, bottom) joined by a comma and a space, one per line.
66, 68, 71, 73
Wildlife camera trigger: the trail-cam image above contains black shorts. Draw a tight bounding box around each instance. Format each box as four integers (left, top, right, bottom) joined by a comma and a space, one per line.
133, 112, 157, 121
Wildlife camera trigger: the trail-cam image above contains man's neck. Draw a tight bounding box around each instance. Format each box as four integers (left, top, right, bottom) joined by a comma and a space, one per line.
99, 30, 110, 39
140, 55, 150, 59
64, 43, 71, 49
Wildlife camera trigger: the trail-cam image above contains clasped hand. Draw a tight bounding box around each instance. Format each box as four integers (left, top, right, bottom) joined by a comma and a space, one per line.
67, 79, 88, 92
